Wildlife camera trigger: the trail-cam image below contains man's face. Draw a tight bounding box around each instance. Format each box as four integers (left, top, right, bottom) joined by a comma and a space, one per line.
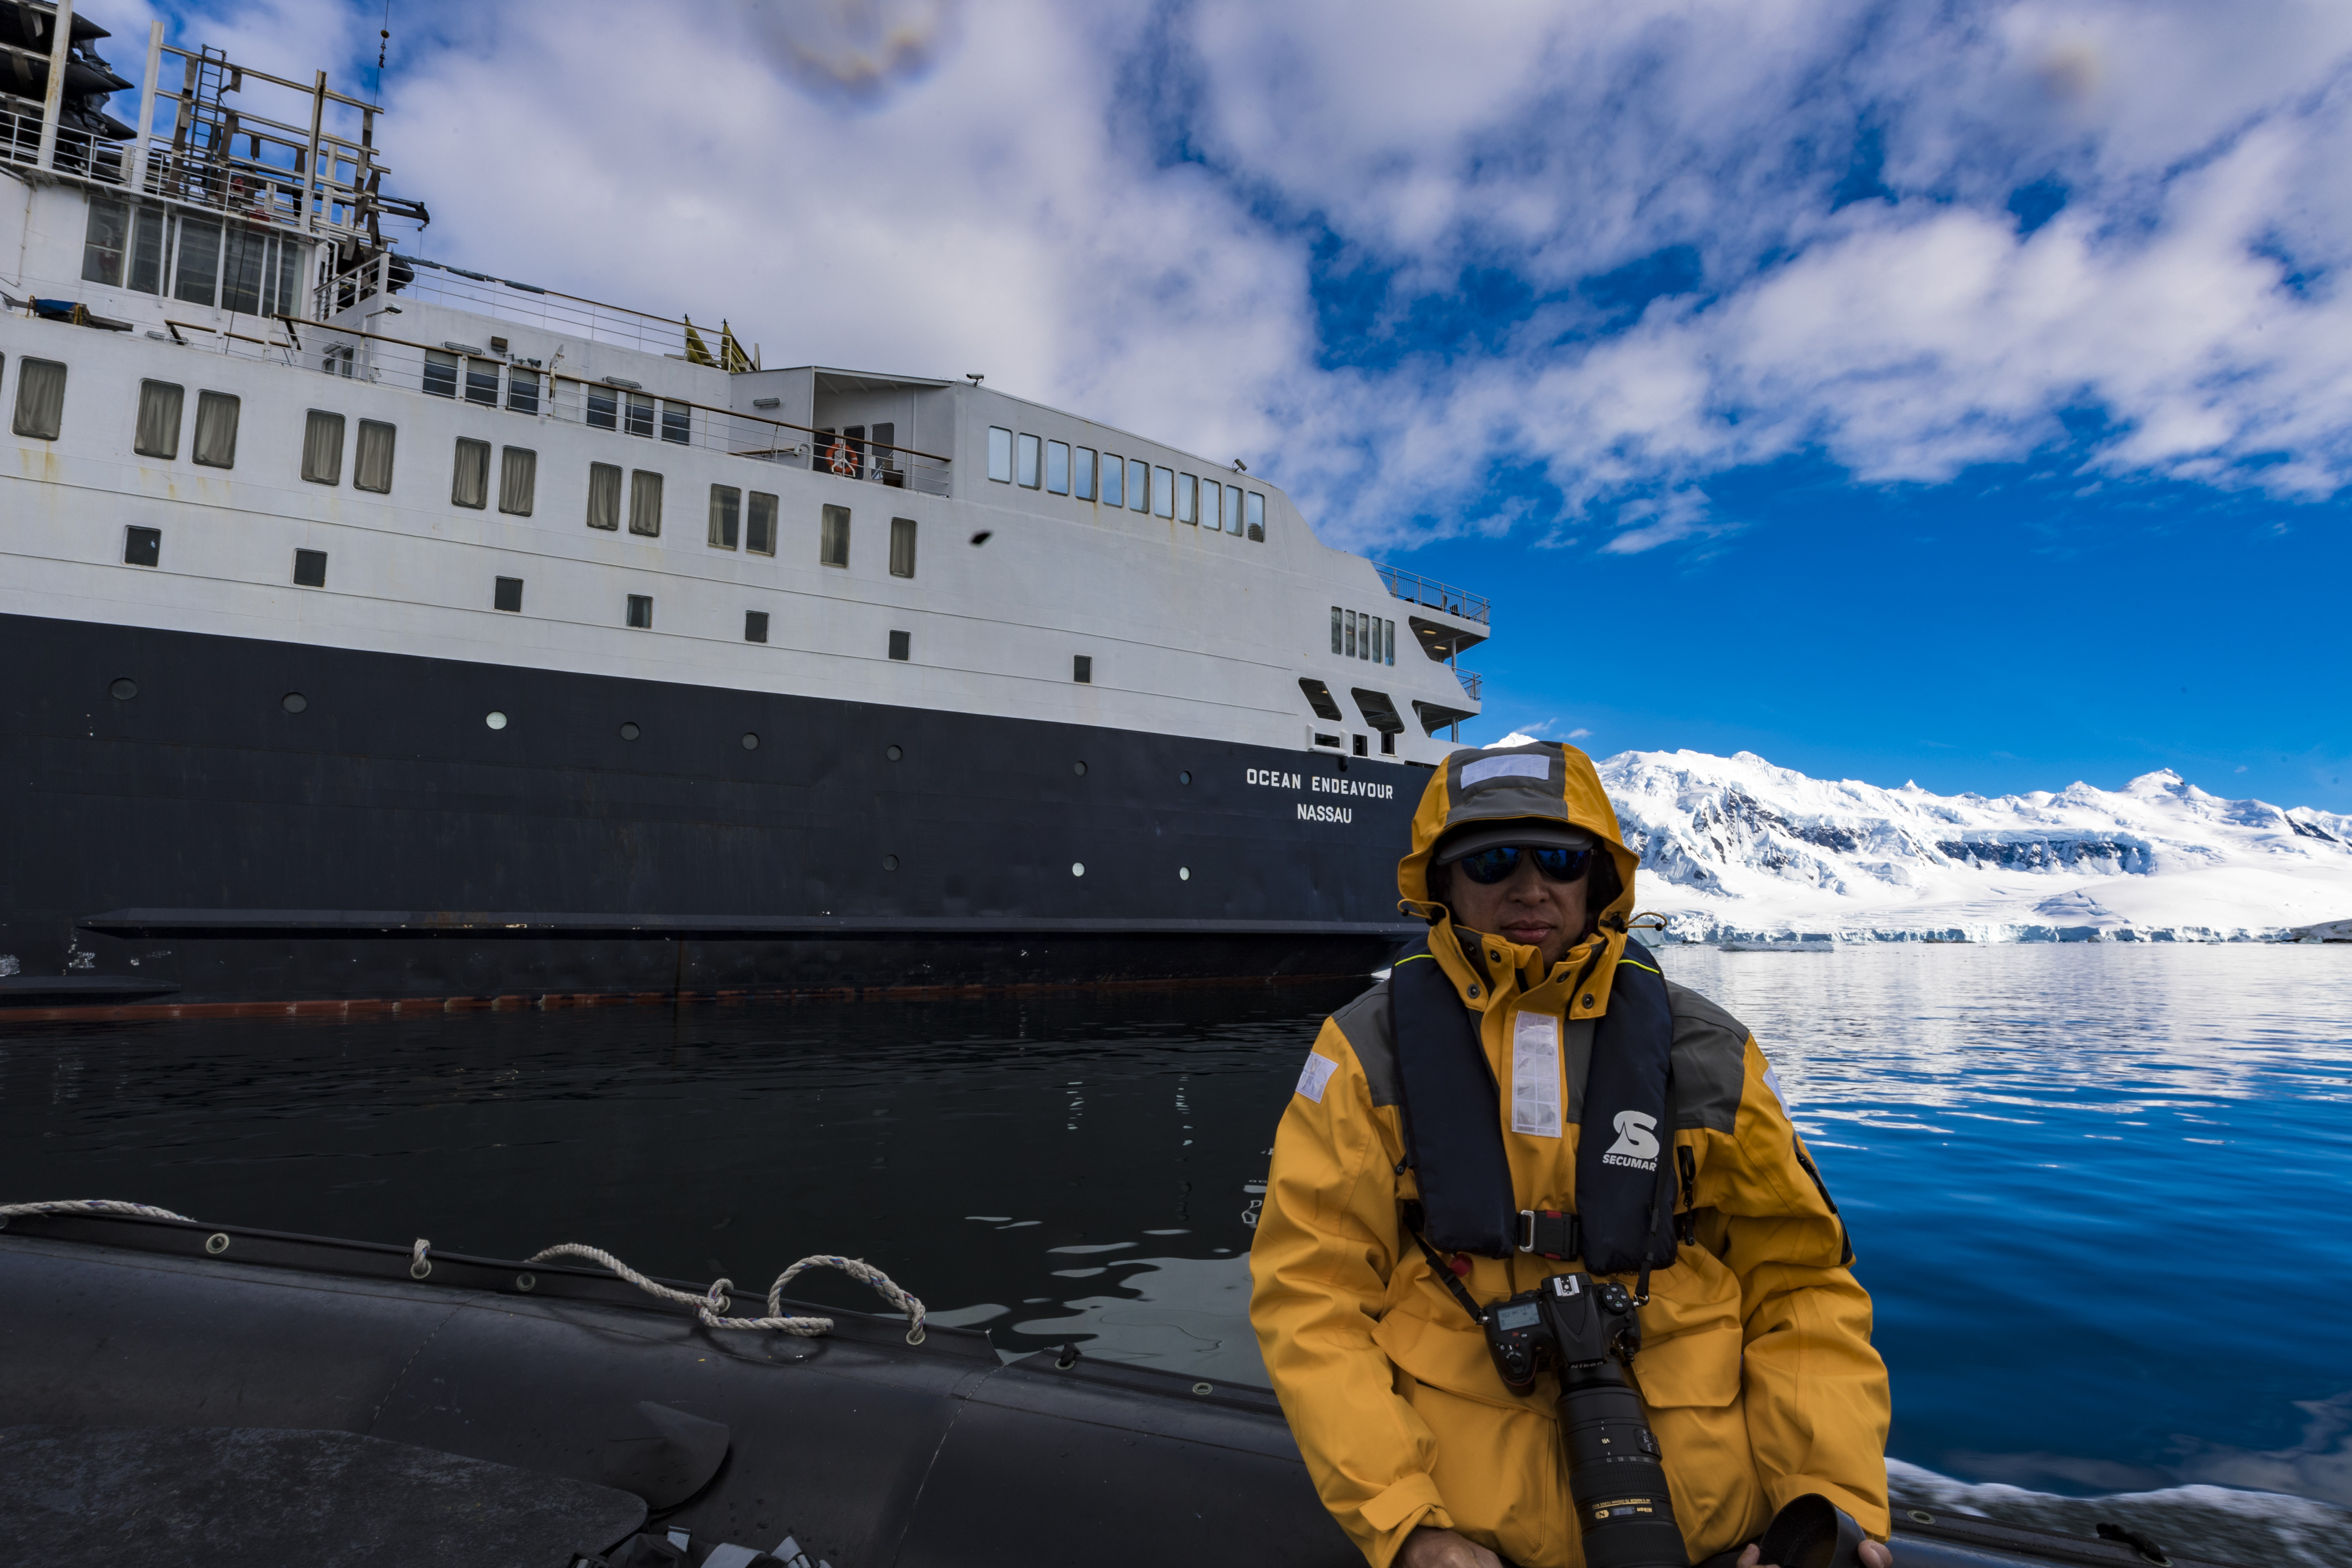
1443, 849, 1590, 970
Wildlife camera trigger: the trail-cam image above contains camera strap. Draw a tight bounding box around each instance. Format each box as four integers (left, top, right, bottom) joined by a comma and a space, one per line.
1399, 1202, 1491, 1327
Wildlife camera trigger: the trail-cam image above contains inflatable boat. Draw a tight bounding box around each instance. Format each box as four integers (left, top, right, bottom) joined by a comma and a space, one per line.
0, 1206, 2224, 1568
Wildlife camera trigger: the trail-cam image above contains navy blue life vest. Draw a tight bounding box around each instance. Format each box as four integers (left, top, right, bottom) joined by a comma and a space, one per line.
1389, 933, 1681, 1274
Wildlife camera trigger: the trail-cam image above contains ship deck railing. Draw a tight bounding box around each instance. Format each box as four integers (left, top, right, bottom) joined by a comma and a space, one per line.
321, 250, 721, 363
1377, 564, 1491, 624
1455, 668, 1482, 701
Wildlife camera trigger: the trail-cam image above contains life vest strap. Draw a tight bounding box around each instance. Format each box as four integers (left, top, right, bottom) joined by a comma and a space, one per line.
1518, 1209, 1580, 1260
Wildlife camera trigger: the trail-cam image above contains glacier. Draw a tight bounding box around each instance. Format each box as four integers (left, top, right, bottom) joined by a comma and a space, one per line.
1494, 739, 2352, 943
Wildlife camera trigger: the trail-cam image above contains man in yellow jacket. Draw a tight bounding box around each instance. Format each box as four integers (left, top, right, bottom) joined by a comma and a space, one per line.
1250, 742, 1893, 1568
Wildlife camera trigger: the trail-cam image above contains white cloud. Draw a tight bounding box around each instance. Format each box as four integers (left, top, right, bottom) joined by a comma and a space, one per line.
178, 0, 2352, 553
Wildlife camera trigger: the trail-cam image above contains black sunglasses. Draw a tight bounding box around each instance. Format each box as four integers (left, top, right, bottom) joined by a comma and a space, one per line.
1453, 844, 1594, 885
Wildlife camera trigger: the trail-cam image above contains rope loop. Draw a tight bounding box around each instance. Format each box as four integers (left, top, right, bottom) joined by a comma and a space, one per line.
410, 1238, 433, 1280
0, 1199, 194, 1229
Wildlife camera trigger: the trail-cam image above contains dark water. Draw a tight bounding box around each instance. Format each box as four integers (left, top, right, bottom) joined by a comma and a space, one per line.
3, 947, 2348, 1562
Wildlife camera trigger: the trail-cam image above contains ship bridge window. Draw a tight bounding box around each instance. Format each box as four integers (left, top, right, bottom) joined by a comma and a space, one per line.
507, 369, 540, 416
1018, 432, 1041, 488
625, 393, 655, 438
1046, 441, 1070, 495
465, 359, 500, 407
988, 426, 1013, 483
193, 391, 240, 468
81, 197, 130, 285
662, 401, 691, 445
301, 411, 345, 485
452, 438, 491, 509
709, 485, 741, 549
629, 471, 664, 536
587, 463, 622, 529
1247, 491, 1265, 542
1297, 678, 1343, 722
1225, 484, 1244, 536
585, 383, 618, 430
499, 447, 536, 514
1100, 452, 1122, 507
821, 504, 850, 567
1176, 473, 1197, 525
424, 351, 459, 398
1152, 466, 1174, 518
747, 491, 778, 555
135, 381, 182, 459
356, 421, 397, 493
1074, 447, 1096, 501
1206, 481, 1225, 533
1128, 458, 1148, 513
12, 358, 65, 441
890, 516, 916, 577
172, 217, 222, 305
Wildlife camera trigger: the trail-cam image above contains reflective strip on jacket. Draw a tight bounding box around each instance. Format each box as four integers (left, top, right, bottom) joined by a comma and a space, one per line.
1247, 741, 1892, 1567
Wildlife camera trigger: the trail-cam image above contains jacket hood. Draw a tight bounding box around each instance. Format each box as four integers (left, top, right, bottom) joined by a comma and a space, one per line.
1399, 743, 1642, 994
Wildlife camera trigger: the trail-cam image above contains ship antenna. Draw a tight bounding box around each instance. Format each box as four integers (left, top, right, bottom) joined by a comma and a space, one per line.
375, 0, 393, 97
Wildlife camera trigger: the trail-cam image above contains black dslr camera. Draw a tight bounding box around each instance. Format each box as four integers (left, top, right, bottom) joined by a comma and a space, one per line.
1484, 1272, 1688, 1568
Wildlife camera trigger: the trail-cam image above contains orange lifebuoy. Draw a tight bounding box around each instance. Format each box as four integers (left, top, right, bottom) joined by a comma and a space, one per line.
828, 442, 858, 476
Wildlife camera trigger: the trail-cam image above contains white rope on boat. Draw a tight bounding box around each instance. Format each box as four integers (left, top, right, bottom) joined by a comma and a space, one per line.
0, 1198, 194, 1225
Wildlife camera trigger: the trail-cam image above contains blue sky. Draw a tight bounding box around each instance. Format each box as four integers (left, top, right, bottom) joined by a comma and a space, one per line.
138, 0, 2352, 810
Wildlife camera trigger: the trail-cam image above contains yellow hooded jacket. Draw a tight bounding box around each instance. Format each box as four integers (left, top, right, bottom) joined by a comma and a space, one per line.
1248, 742, 1890, 1567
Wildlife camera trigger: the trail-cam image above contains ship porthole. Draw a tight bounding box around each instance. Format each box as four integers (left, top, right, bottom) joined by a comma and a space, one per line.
882, 854, 900, 871
1179, 867, 1191, 881
1071, 862, 1086, 877
885, 744, 903, 761
619, 722, 640, 741
109, 678, 138, 701
485, 710, 508, 730
281, 692, 307, 713
741, 732, 760, 751
1072, 760, 1088, 776
1178, 770, 1191, 784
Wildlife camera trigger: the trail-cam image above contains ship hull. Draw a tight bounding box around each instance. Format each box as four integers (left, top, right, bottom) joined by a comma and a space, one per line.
0, 613, 1422, 1007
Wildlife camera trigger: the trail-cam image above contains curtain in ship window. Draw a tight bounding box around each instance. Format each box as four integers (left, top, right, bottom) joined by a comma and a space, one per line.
220, 226, 269, 315
193, 390, 240, 468
355, 420, 396, 493
820, 504, 849, 566
12, 359, 65, 440
135, 380, 182, 459
128, 208, 165, 295
747, 492, 777, 555
452, 438, 491, 509
889, 516, 916, 578
82, 197, 128, 286
708, 485, 740, 549
301, 410, 345, 485
174, 217, 222, 306
629, 470, 663, 536
587, 463, 622, 529
499, 448, 537, 515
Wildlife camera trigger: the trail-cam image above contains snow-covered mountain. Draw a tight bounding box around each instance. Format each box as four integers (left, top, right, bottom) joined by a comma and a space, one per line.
1520, 742, 2352, 942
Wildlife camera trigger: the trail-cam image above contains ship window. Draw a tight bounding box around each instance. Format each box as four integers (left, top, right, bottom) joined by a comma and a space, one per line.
301, 410, 345, 485
888, 629, 910, 661
452, 438, 491, 509
1045, 440, 1070, 495
124, 525, 161, 567
128, 208, 165, 294
193, 390, 240, 468
1313, 732, 1342, 750
626, 593, 653, 629
1382, 732, 1396, 755
1346, 610, 1359, 658
494, 576, 523, 612
1204, 481, 1222, 532
82, 196, 129, 285
271, 237, 305, 319
661, 400, 691, 445
423, 350, 458, 398
507, 368, 540, 416
1246, 491, 1265, 541
465, 359, 500, 407
820, 504, 850, 567
1074, 446, 1096, 501
586, 384, 618, 430
499, 447, 536, 514
586, 463, 622, 529
1353, 687, 1405, 735
747, 491, 777, 555
355, 420, 396, 493
625, 392, 655, 438
1128, 458, 1148, 513
1073, 654, 1092, 684
1331, 606, 1342, 655
871, 422, 898, 483
709, 484, 741, 549
221, 226, 270, 315
9, 357, 62, 441
1176, 473, 1197, 525
745, 610, 769, 643
1018, 432, 1040, 488
134, 380, 182, 459
1226, 483, 1244, 536
889, 516, 916, 578
1298, 678, 1344, 722
988, 426, 1013, 483
1152, 466, 1173, 518
173, 216, 222, 305
291, 548, 328, 587
1386, 618, 1396, 664
629, 471, 663, 536
1100, 452, 1122, 507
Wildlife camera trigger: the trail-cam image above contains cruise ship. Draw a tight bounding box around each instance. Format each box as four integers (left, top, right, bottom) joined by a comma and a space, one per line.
0, 5, 1493, 1010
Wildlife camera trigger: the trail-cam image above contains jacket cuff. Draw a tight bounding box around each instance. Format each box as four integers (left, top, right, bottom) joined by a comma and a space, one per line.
1361, 1473, 1450, 1565
1766, 1475, 1890, 1541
